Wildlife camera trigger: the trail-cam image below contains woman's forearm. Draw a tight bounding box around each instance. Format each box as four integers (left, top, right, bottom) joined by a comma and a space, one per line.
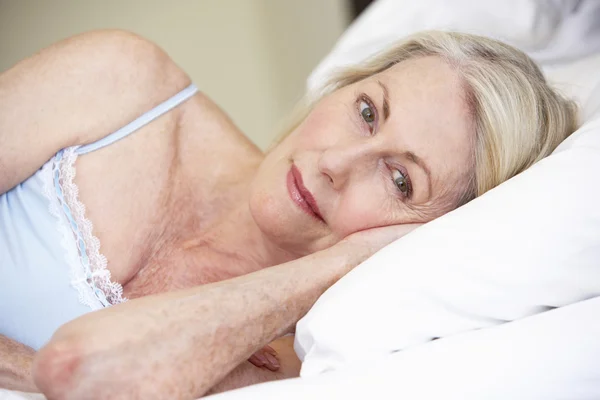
33, 241, 359, 399
0, 335, 38, 392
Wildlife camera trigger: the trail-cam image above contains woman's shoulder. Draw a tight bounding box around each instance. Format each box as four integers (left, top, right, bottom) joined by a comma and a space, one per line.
0, 29, 192, 194
60, 29, 190, 102
77, 30, 260, 155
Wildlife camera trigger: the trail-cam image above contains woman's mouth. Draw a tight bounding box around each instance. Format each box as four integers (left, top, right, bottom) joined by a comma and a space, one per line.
287, 165, 324, 223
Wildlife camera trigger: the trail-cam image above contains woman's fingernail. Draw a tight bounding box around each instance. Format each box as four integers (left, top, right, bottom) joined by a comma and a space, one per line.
265, 352, 280, 369
255, 354, 267, 365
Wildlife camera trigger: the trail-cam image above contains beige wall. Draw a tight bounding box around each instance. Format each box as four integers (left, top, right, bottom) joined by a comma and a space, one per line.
0, 0, 350, 149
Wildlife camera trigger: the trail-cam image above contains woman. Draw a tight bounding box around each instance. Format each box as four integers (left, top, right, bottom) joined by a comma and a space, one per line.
0, 30, 576, 398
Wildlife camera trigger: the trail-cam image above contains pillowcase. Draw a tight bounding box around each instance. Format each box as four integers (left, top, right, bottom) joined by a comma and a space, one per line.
308, 0, 600, 93
204, 297, 600, 400
295, 0, 600, 377
295, 78, 600, 376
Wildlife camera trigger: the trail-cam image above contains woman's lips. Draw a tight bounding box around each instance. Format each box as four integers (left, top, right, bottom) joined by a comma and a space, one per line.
287, 165, 324, 222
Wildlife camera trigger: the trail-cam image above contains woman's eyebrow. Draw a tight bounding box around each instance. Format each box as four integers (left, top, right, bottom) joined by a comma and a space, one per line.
404, 150, 433, 200
377, 80, 391, 121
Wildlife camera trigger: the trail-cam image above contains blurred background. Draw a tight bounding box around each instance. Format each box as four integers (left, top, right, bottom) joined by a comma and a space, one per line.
0, 0, 373, 149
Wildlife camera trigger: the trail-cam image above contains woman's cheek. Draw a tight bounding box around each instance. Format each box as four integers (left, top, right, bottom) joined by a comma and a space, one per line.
331, 198, 387, 238
295, 105, 345, 147
297, 119, 327, 145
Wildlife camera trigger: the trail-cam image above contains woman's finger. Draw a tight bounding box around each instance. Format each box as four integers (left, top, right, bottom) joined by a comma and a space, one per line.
248, 346, 280, 371
262, 351, 280, 371
248, 353, 266, 367
262, 345, 277, 356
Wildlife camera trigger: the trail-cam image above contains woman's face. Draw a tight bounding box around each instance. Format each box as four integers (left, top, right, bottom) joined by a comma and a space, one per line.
250, 56, 475, 256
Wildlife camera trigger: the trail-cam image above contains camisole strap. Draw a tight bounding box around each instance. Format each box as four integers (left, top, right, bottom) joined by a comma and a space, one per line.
76, 83, 198, 156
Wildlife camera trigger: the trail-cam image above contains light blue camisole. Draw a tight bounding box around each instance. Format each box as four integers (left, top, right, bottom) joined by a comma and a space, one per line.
0, 84, 198, 350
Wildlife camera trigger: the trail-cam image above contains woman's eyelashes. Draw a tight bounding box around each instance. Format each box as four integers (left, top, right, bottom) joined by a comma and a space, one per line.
357, 95, 377, 133
391, 167, 413, 198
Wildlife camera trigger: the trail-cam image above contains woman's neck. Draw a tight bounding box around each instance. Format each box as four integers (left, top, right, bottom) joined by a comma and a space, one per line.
187, 201, 297, 280
124, 186, 297, 299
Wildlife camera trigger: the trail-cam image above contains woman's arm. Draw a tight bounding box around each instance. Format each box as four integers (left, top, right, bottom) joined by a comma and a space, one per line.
0, 29, 188, 195
33, 243, 353, 399
33, 224, 417, 400
0, 335, 37, 392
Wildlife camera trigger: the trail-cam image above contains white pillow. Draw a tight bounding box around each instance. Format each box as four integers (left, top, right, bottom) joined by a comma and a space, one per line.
308, 0, 600, 93
295, 1, 600, 378
207, 298, 600, 400
296, 105, 600, 374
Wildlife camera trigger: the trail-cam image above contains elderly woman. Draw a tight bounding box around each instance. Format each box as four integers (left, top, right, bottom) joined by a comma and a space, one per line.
0, 30, 576, 398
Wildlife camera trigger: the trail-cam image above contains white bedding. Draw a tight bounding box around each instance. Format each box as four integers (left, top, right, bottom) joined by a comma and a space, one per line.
209, 297, 600, 399
0, 390, 43, 400
4, 2, 600, 400
308, 0, 600, 93
210, 0, 600, 398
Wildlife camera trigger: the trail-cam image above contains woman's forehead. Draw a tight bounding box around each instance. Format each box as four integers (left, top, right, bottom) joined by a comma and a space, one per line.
377, 56, 465, 105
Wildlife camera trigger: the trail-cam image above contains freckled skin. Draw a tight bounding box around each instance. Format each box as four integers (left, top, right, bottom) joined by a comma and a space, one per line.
2, 31, 475, 399
34, 244, 373, 399
63, 57, 471, 399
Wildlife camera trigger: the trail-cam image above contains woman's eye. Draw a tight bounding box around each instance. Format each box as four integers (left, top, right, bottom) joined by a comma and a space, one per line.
359, 100, 376, 129
392, 169, 411, 196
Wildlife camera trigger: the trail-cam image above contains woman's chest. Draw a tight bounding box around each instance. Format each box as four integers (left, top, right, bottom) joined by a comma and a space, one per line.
68, 111, 183, 287
67, 98, 262, 292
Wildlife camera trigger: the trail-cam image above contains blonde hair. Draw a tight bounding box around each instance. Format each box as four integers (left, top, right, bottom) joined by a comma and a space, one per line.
279, 31, 578, 207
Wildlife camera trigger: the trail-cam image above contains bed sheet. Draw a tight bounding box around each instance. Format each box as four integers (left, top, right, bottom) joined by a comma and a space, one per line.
207, 296, 600, 399
0, 390, 43, 400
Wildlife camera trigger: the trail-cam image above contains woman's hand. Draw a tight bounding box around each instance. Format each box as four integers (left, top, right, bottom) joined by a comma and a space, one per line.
248, 345, 279, 371
341, 223, 423, 265
206, 336, 300, 396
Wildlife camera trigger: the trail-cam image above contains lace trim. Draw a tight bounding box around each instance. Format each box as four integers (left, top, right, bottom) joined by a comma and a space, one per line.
42, 147, 126, 309
40, 160, 101, 310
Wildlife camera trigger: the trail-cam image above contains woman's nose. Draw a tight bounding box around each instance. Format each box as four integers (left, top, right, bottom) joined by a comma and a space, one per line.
317, 141, 376, 190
